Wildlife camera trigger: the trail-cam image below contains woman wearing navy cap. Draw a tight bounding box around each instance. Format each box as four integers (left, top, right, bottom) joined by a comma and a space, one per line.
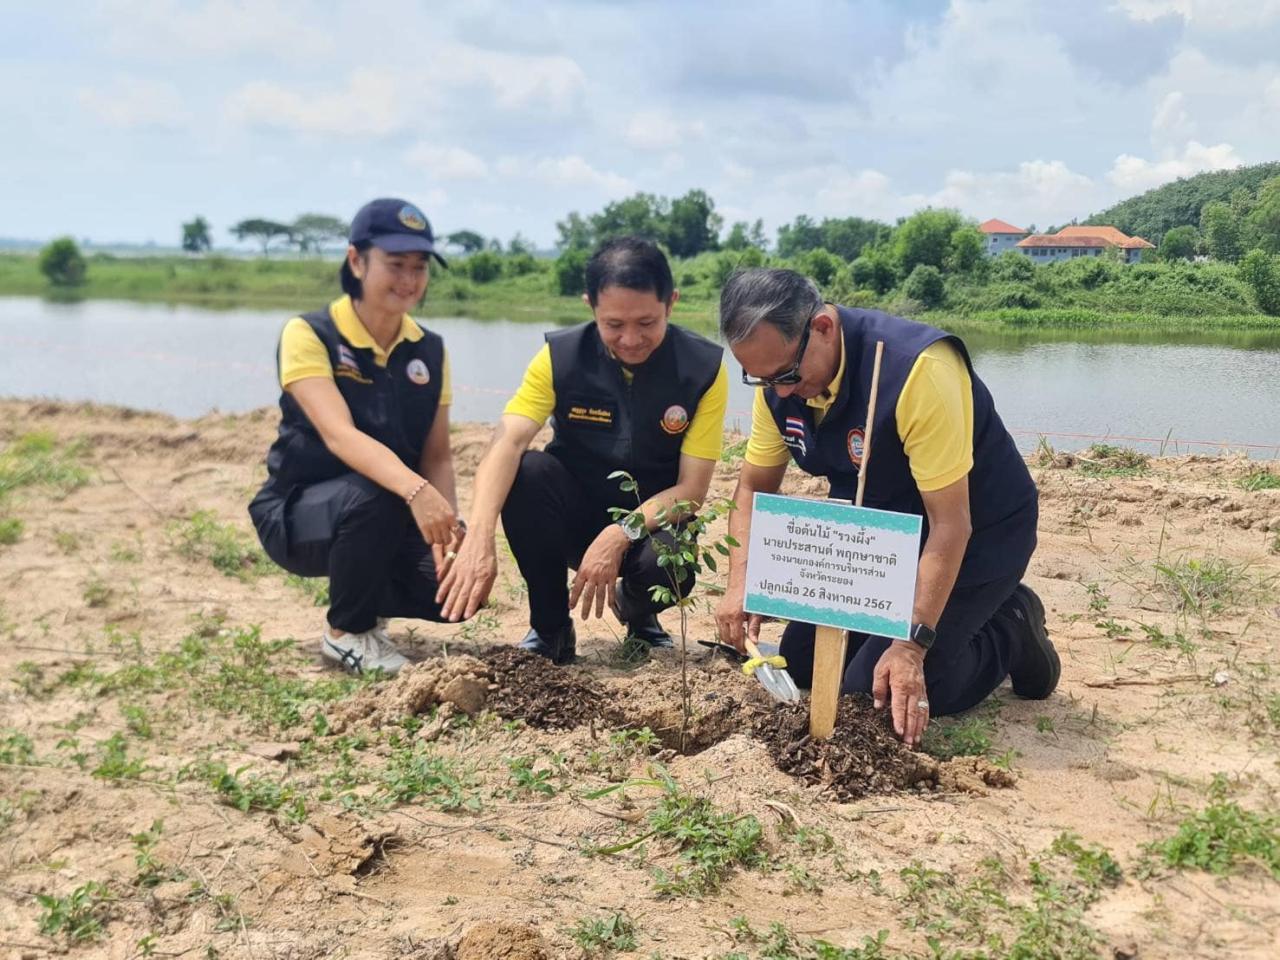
248, 197, 469, 675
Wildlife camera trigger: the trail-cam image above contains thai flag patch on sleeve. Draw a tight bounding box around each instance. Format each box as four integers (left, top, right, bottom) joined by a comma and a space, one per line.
783, 416, 807, 455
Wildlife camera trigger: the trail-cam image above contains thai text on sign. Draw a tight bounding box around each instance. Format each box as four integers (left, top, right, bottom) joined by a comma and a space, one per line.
743, 493, 922, 640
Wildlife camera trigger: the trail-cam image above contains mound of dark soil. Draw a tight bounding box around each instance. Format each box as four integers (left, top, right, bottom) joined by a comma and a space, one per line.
756, 695, 932, 801
482, 647, 619, 730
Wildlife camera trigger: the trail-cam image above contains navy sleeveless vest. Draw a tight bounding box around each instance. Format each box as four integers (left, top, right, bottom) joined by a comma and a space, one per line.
764, 307, 1036, 585
545, 322, 722, 510
262, 306, 444, 494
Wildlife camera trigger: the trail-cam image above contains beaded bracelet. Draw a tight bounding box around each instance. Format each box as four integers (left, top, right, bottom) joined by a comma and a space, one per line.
405, 479, 429, 505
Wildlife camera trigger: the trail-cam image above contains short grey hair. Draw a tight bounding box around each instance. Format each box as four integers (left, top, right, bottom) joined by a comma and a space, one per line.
718, 268, 824, 346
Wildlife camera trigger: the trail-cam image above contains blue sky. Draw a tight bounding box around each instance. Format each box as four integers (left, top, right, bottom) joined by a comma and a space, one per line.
2, 0, 1278, 249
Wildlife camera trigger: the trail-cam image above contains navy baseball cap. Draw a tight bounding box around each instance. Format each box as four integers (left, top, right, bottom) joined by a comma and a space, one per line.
348, 198, 448, 266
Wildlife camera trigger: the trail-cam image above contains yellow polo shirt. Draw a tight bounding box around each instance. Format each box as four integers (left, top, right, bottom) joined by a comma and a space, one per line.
278, 295, 453, 404
504, 343, 730, 461
744, 339, 973, 492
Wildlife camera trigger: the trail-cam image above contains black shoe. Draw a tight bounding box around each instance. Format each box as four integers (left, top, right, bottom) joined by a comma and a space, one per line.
1005, 584, 1060, 699
518, 622, 577, 666
614, 582, 673, 648
626, 613, 673, 649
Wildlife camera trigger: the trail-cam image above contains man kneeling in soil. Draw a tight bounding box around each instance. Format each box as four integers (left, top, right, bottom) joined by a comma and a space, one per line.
715, 269, 1059, 747
437, 237, 728, 663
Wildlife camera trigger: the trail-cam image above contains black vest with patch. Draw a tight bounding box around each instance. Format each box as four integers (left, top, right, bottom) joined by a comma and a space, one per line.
262, 306, 444, 494
545, 322, 722, 510
764, 307, 1037, 585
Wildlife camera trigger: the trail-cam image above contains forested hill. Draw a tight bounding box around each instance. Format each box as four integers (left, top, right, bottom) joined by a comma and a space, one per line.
1085, 161, 1280, 240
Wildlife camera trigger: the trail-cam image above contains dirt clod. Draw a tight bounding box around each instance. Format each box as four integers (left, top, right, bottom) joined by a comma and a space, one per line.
329, 655, 492, 731
456, 921, 549, 960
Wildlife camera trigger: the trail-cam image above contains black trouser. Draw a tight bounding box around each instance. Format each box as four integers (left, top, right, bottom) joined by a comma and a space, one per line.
777, 568, 1028, 717
249, 473, 448, 635
501, 451, 695, 637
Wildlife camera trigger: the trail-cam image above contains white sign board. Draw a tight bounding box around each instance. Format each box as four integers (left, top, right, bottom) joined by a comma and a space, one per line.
743, 493, 922, 640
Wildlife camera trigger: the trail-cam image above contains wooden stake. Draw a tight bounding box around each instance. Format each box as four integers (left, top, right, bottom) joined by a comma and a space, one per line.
810, 340, 885, 739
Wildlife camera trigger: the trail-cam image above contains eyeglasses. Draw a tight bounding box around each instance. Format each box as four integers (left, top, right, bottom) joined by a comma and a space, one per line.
740, 318, 812, 387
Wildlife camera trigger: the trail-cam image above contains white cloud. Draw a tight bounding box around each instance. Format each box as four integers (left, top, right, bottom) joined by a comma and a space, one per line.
223, 70, 402, 137
1107, 140, 1243, 192
96, 0, 333, 60
527, 155, 634, 194
623, 109, 706, 151
430, 44, 585, 112
1116, 0, 1280, 27
1151, 91, 1195, 142
929, 160, 1097, 222
403, 144, 490, 181
77, 76, 184, 130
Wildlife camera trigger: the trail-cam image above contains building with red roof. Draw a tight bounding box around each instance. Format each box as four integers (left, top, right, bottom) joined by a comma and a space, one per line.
979, 218, 1029, 257
1015, 224, 1154, 264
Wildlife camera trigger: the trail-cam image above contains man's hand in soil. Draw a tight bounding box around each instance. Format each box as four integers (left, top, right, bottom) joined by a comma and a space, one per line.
436, 530, 495, 623
714, 585, 762, 654
569, 524, 630, 620
872, 641, 929, 748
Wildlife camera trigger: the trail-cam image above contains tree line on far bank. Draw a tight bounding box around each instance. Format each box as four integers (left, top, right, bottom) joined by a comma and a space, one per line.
29, 164, 1280, 317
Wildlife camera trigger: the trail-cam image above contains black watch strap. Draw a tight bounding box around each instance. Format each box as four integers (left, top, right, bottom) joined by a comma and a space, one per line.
909, 622, 936, 651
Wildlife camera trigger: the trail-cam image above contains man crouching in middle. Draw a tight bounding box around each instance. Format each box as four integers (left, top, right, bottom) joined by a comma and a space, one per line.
436, 236, 729, 663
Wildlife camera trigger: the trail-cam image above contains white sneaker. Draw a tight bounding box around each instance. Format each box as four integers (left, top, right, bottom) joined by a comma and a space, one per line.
322, 627, 409, 676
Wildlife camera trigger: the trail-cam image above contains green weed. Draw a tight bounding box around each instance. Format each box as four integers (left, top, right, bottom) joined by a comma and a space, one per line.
81, 574, 112, 608
195, 760, 307, 822
504, 755, 559, 798
722, 917, 891, 960
36, 881, 111, 942
568, 911, 638, 954
1238, 466, 1280, 491
1078, 443, 1149, 478
645, 778, 768, 897
922, 715, 995, 759
132, 820, 182, 888
378, 743, 480, 812
172, 510, 271, 580
0, 729, 36, 764
0, 516, 22, 544
1153, 555, 1267, 617
0, 432, 89, 500
720, 436, 748, 464
53, 528, 80, 553
285, 573, 330, 606
1148, 776, 1280, 878
91, 732, 149, 781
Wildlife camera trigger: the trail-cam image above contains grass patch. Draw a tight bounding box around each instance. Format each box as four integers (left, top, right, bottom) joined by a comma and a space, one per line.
1148, 776, 1280, 879
1077, 442, 1150, 478
899, 834, 1120, 960
1153, 555, 1269, 617
285, 573, 330, 606
91, 732, 150, 782
1238, 466, 1280, 491
0, 516, 22, 544
0, 729, 36, 764
568, 911, 638, 954
193, 760, 308, 822
719, 917, 891, 960
0, 432, 89, 500
36, 881, 111, 943
922, 706, 1001, 760
378, 742, 481, 812
172, 510, 272, 580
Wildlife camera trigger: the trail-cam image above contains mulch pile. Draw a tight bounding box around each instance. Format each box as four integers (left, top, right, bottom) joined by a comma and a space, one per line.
481, 646, 619, 730
755, 694, 933, 801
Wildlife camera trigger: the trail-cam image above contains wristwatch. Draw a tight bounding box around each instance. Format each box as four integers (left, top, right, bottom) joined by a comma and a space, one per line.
908, 622, 936, 652
616, 516, 646, 542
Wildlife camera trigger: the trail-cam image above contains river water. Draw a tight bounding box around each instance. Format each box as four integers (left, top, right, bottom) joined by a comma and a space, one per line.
2, 297, 1278, 456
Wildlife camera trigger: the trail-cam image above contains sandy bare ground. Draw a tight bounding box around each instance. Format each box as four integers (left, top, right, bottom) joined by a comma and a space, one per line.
0, 399, 1278, 960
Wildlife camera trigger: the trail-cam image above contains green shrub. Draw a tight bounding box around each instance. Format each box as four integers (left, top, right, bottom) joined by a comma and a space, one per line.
463, 251, 503, 284
903, 263, 945, 307
1240, 249, 1280, 315
794, 247, 842, 286
990, 250, 1035, 282
552, 248, 588, 296
39, 237, 87, 287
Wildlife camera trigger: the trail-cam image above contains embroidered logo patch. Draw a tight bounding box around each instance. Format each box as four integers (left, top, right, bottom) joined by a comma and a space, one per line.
847, 427, 865, 466
783, 415, 807, 456
661, 404, 690, 435
566, 404, 614, 427
406, 359, 430, 385
398, 205, 427, 231
334, 344, 370, 383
